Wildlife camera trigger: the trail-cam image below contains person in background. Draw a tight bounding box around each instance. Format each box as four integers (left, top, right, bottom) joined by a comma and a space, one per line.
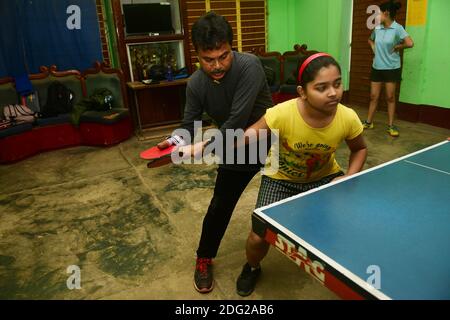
362, 0, 414, 137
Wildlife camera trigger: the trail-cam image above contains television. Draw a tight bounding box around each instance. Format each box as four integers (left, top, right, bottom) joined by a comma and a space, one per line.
123, 3, 174, 35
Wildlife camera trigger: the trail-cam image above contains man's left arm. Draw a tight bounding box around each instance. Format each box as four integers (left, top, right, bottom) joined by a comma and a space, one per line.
220, 61, 266, 132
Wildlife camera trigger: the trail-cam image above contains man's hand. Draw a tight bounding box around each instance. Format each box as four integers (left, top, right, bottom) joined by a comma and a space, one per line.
157, 139, 171, 150
157, 135, 186, 150
175, 140, 209, 159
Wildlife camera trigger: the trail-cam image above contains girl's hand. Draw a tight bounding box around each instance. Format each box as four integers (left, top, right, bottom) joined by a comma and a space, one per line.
332, 175, 347, 182
392, 44, 402, 53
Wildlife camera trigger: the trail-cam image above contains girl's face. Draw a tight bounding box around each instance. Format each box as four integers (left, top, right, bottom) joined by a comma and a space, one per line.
298, 65, 343, 114
380, 10, 391, 24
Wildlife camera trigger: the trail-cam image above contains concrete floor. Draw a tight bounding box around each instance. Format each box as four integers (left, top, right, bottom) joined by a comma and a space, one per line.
0, 104, 448, 300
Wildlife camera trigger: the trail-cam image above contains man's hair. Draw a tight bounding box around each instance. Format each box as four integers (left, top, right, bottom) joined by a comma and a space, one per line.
191, 11, 233, 51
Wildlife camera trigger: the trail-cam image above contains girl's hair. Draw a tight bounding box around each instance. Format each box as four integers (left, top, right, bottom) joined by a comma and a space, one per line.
380, 0, 401, 20
296, 52, 341, 88
191, 11, 233, 51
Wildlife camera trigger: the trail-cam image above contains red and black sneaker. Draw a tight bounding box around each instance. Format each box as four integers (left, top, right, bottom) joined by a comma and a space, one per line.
194, 257, 214, 293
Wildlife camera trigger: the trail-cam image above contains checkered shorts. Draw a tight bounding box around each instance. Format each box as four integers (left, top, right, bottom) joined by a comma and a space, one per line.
255, 172, 344, 209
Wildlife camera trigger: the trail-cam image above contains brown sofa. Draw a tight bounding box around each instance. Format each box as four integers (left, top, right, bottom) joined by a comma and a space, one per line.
253, 44, 318, 104
0, 62, 133, 164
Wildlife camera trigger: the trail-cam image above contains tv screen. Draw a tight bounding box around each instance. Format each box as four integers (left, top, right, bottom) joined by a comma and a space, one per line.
123, 3, 173, 35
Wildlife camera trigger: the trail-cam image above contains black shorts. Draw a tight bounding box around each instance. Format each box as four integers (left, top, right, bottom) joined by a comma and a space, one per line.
370, 67, 402, 83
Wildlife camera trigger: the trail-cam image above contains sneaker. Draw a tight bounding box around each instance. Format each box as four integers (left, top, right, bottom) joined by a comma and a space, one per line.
362, 120, 374, 129
194, 258, 214, 293
236, 263, 261, 297
387, 125, 399, 137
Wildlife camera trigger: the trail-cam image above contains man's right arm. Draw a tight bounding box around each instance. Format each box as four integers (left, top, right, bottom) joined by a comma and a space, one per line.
180, 83, 203, 141
158, 81, 203, 150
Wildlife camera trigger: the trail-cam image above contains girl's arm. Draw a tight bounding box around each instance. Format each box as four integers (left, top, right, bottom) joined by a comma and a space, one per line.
394, 36, 414, 52
235, 115, 271, 148
345, 134, 368, 176
245, 115, 271, 137
333, 134, 367, 181
368, 38, 375, 54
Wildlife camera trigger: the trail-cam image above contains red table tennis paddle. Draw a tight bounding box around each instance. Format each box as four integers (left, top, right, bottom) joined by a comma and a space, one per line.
140, 145, 176, 160
140, 145, 174, 168
140, 145, 185, 168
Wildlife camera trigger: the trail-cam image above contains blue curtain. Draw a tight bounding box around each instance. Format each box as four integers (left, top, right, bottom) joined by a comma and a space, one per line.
0, 1, 28, 77
0, 0, 102, 78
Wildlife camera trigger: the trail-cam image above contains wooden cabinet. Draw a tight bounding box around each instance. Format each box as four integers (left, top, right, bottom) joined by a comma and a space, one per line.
127, 79, 187, 131
112, 0, 191, 129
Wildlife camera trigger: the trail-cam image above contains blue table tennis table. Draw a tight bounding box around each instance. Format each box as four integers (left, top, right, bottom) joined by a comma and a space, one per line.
252, 140, 449, 300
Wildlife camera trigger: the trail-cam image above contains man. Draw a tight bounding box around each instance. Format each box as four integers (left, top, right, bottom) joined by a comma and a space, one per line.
160, 11, 273, 293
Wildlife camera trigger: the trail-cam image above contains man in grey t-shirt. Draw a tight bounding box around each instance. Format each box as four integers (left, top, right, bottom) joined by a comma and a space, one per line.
159, 12, 273, 293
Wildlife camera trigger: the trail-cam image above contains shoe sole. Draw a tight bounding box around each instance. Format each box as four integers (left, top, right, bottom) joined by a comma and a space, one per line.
194, 280, 214, 294
236, 289, 253, 297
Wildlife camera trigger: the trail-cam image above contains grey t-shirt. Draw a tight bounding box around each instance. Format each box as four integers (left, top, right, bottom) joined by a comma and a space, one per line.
181, 51, 273, 171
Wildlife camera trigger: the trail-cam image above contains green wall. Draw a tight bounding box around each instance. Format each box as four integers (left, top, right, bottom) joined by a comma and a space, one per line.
400, 0, 450, 109
103, 0, 119, 68
267, 0, 300, 53
267, 0, 353, 90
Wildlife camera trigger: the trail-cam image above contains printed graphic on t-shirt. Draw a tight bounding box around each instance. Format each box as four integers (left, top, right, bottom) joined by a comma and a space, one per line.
278, 139, 335, 179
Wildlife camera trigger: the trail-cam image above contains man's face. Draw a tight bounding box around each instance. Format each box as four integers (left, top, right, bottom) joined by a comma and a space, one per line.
197, 42, 233, 81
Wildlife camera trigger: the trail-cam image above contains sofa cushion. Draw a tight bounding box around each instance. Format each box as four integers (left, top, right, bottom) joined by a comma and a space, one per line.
35, 113, 72, 126
0, 122, 33, 139
31, 75, 84, 109
282, 54, 303, 85
85, 73, 125, 109
259, 56, 281, 88
279, 83, 298, 95
80, 108, 129, 125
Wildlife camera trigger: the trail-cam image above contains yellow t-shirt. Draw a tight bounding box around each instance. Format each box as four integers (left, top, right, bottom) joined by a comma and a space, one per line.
264, 99, 363, 183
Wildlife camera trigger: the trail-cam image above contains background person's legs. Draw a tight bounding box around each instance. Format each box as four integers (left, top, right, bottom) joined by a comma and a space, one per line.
385, 82, 397, 126
366, 81, 382, 124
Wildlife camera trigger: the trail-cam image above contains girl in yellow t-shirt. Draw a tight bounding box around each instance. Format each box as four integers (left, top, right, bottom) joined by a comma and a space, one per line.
236, 53, 368, 297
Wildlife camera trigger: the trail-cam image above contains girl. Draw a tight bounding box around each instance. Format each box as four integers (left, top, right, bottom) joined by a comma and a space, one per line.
235, 52, 368, 296
363, 0, 414, 137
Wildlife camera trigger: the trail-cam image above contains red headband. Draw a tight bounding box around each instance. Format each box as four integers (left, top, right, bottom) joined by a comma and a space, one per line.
297, 53, 332, 83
